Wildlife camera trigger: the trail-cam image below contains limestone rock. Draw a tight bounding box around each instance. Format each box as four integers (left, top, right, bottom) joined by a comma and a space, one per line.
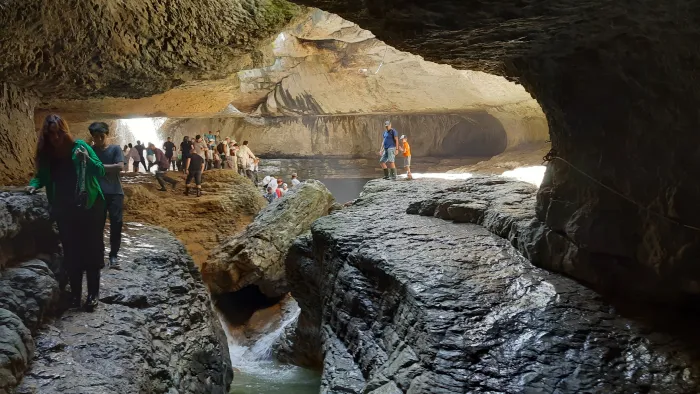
0, 192, 58, 271
0, 259, 59, 332
0, 308, 34, 394
287, 177, 700, 393
0, 84, 36, 186
17, 224, 233, 394
205, 180, 334, 298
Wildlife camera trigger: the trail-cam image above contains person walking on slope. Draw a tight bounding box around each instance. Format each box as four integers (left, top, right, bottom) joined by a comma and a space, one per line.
126, 143, 141, 172
184, 148, 205, 197
379, 120, 399, 180
399, 134, 413, 180
148, 143, 178, 191
89, 122, 125, 269
134, 140, 147, 173
163, 137, 177, 171
236, 140, 256, 181
27, 114, 106, 312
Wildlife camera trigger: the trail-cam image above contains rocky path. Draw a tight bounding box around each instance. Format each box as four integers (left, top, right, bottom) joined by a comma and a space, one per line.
16, 224, 232, 394
287, 177, 700, 393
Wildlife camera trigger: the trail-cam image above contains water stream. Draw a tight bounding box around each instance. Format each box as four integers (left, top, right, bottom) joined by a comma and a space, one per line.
219, 300, 321, 393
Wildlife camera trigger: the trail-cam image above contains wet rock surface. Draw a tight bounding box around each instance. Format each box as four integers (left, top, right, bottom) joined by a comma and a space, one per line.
205, 180, 334, 298
17, 224, 233, 394
288, 177, 700, 393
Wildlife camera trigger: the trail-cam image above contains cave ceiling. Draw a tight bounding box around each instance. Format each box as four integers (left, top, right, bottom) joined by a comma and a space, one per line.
0, 2, 542, 123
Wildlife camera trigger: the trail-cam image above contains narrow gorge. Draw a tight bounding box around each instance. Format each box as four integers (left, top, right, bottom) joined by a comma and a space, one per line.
1, 1, 699, 393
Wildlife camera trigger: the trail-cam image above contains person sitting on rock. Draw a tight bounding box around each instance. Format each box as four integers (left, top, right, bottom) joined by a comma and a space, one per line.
184, 147, 205, 197
27, 114, 106, 312
148, 143, 178, 191
275, 179, 284, 198
263, 186, 276, 203
291, 172, 301, 187
281, 183, 289, 194
89, 122, 125, 270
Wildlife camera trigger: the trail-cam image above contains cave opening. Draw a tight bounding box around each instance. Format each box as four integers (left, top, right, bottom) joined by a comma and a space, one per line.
439, 112, 508, 157
215, 284, 285, 327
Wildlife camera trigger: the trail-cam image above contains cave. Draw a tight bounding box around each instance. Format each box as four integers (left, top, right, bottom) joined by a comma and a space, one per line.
2, 0, 700, 393
439, 113, 508, 157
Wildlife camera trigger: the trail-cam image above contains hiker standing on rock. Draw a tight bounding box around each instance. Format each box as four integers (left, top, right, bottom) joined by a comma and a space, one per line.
184, 147, 205, 197
399, 134, 412, 179
180, 136, 192, 172
236, 140, 256, 181
163, 137, 176, 171
148, 143, 178, 191
27, 114, 106, 312
89, 122, 124, 270
379, 120, 399, 180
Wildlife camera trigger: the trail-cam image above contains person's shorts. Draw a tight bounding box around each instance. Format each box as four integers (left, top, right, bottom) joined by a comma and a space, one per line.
380, 148, 396, 163
403, 156, 411, 168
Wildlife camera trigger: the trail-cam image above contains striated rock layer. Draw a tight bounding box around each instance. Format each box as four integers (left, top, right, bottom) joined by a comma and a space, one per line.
205, 180, 334, 298
161, 111, 547, 159
286, 178, 700, 393
291, 0, 700, 299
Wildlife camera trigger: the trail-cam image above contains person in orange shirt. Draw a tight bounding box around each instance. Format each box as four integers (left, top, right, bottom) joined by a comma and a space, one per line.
399, 135, 412, 179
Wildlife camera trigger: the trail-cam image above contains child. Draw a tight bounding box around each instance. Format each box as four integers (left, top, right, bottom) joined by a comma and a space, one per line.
399, 135, 412, 180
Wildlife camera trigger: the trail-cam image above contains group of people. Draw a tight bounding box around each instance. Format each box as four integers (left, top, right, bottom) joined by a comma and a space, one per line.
118, 132, 260, 196
260, 173, 302, 203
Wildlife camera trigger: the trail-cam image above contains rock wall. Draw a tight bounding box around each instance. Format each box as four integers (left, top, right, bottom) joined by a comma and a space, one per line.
160, 111, 547, 158
291, 0, 700, 299
0, 84, 36, 186
286, 178, 700, 393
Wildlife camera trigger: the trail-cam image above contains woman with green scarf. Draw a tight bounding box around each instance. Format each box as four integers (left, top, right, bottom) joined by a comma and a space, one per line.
27, 114, 106, 312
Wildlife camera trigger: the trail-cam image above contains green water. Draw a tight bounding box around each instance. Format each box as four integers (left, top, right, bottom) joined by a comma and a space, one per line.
229, 361, 320, 393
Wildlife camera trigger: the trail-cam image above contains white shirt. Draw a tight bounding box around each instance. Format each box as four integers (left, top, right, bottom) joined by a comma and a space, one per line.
193, 140, 207, 159
291, 178, 301, 186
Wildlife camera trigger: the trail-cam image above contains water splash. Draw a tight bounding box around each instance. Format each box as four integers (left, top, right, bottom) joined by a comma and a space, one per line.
218, 299, 319, 393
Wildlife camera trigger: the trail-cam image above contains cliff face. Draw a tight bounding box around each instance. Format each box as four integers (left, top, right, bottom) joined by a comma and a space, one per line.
285, 178, 700, 393
161, 111, 547, 158
288, 0, 700, 297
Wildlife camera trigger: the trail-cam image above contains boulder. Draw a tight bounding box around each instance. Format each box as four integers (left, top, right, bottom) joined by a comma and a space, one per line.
0, 308, 33, 394
287, 177, 700, 393
0, 192, 59, 270
204, 180, 334, 298
17, 224, 233, 394
0, 259, 59, 332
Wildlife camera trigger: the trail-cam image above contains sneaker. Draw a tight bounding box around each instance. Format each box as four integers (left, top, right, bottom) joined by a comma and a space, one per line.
157, 187, 167, 192
109, 255, 121, 270
84, 295, 98, 312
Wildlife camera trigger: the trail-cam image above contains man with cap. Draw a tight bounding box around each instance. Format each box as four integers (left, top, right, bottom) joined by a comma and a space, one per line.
399, 134, 412, 179
291, 173, 301, 187
89, 122, 125, 269
378, 120, 399, 180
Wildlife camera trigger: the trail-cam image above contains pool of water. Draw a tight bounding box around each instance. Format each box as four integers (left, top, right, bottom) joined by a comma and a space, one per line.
229, 362, 320, 394
220, 301, 321, 394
